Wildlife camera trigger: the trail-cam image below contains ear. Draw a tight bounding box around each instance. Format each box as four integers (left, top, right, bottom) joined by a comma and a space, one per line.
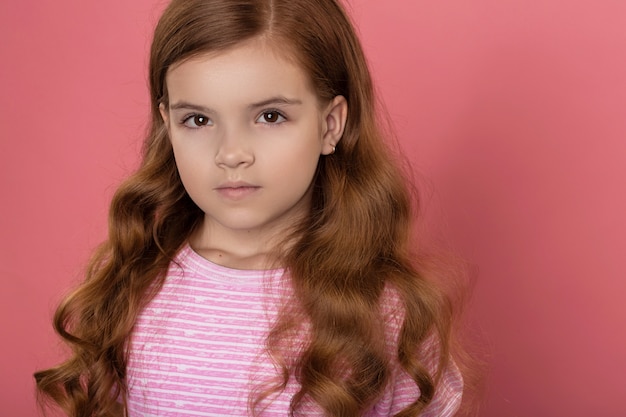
159, 102, 170, 128
321, 95, 348, 155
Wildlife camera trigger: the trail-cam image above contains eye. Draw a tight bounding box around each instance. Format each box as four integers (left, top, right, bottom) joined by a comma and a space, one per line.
181, 114, 212, 128
256, 110, 286, 124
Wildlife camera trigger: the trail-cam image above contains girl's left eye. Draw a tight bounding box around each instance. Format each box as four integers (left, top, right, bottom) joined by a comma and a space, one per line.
257, 111, 286, 124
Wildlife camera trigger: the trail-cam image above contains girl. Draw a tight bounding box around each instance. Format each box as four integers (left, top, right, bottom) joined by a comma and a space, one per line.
35, 0, 465, 416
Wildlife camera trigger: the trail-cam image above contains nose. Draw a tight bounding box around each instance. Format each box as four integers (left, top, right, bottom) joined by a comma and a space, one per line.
214, 127, 254, 168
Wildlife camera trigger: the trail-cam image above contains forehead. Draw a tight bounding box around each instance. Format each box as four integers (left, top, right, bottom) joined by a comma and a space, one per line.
165, 39, 316, 104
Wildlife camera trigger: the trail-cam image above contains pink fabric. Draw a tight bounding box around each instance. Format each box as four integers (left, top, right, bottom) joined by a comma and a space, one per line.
126, 245, 462, 416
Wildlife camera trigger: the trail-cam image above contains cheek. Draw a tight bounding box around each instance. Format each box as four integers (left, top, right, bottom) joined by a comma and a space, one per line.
265, 132, 321, 173
272, 144, 321, 191
171, 144, 211, 190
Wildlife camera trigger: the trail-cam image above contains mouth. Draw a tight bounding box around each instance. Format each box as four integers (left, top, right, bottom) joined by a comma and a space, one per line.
215, 181, 261, 200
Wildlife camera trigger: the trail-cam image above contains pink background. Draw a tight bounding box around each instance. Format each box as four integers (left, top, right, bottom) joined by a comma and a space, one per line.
1, 0, 625, 415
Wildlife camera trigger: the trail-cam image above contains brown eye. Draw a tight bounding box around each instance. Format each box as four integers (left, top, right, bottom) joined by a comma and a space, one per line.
257, 110, 286, 124
182, 114, 212, 128
194, 115, 209, 126
264, 112, 279, 122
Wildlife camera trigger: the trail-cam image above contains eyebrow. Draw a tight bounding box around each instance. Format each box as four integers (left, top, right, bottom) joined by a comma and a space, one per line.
169, 102, 213, 113
168, 96, 303, 113
248, 96, 303, 110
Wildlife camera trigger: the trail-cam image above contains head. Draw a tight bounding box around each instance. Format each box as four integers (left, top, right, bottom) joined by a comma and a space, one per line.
143, 0, 390, 245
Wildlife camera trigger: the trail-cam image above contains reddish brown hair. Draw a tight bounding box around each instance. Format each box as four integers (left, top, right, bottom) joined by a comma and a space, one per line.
35, 1, 463, 416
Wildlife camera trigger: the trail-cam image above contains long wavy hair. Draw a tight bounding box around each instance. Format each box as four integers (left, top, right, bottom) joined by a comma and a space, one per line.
35, 0, 463, 416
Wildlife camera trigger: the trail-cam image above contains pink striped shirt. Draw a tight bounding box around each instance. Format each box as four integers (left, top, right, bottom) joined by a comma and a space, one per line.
126, 245, 462, 416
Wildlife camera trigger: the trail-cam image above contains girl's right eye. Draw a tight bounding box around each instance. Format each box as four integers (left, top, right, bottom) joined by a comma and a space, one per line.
181, 114, 212, 128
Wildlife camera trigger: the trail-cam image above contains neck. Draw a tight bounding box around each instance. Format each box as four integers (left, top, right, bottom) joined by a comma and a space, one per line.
188, 217, 289, 270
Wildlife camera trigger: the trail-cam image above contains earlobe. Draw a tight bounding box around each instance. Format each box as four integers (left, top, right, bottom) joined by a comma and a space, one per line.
322, 95, 348, 155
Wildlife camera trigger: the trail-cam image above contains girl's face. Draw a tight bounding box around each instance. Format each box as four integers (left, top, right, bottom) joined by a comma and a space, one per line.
160, 39, 346, 260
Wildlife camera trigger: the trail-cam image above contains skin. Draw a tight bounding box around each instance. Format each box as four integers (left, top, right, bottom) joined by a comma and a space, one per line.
160, 38, 347, 270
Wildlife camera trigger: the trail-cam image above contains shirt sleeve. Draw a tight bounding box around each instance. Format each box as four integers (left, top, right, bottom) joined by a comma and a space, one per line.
367, 286, 463, 416
416, 348, 463, 417
368, 338, 462, 417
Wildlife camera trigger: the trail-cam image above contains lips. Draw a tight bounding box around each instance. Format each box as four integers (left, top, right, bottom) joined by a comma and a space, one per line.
214, 181, 261, 200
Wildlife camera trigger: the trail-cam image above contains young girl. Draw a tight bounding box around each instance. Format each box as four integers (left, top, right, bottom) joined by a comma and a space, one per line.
35, 0, 465, 415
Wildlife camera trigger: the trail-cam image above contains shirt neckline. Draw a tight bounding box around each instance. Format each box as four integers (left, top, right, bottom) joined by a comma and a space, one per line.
178, 243, 286, 279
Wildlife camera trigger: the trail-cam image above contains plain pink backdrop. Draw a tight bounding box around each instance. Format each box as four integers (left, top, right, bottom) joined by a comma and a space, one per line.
2, 0, 625, 416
